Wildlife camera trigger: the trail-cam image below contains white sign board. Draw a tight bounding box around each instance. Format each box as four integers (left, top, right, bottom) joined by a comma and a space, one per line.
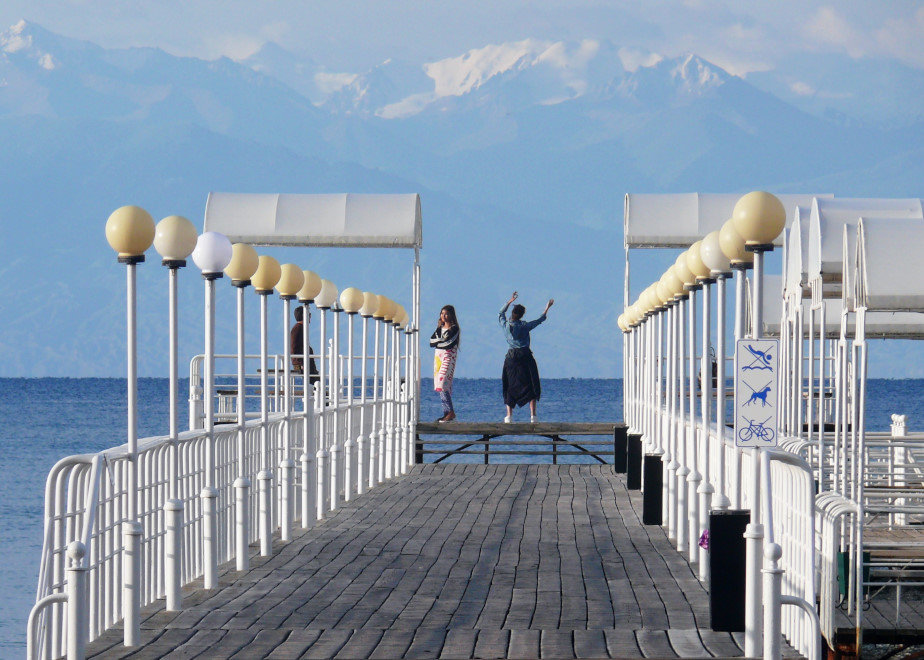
734, 338, 779, 447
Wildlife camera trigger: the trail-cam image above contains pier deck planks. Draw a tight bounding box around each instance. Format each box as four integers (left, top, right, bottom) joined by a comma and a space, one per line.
86, 464, 799, 659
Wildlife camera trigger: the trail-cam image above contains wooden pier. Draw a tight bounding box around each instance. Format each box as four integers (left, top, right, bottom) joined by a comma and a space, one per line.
83, 463, 799, 659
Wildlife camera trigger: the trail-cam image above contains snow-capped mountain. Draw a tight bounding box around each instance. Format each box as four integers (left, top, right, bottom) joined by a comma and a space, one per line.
1, 20, 923, 377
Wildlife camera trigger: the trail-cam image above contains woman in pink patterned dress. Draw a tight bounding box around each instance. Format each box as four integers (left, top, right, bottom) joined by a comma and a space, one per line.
430, 305, 460, 422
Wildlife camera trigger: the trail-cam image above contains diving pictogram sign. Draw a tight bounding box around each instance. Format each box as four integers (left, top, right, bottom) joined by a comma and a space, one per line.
734, 338, 779, 447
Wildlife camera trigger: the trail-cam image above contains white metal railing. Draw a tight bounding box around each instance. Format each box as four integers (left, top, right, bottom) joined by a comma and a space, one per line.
31, 360, 415, 659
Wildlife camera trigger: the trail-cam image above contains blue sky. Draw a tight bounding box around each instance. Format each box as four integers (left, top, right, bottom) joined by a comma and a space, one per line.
3, 1, 923, 74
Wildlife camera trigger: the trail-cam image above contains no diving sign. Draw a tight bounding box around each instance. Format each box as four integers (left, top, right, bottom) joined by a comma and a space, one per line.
734, 338, 779, 447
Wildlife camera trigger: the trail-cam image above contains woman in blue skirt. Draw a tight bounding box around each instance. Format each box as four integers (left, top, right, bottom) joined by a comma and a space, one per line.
498, 291, 554, 423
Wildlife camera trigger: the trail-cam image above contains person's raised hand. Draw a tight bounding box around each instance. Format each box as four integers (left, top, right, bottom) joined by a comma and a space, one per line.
509, 291, 518, 303
544, 298, 554, 312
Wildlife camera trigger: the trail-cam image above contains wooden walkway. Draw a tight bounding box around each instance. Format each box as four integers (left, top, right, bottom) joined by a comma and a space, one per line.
85, 465, 797, 659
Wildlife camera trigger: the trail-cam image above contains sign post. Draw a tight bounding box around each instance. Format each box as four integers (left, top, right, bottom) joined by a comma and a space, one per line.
734, 338, 779, 448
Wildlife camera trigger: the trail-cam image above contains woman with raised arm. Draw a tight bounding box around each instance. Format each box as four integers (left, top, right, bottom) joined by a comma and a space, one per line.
499, 291, 554, 423
430, 305, 460, 422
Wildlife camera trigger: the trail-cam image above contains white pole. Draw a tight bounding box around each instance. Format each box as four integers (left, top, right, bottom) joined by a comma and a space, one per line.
202, 276, 219, 589
164, 264, 185, 608
316, 306, 329, 519
676, 294, 689, 555
698, 278, 713, 580
233, 283, 250, 571
123, 261, 141, 647
714, 273, 731, 511
358, 314, 369, 495
258, 291, 273, 556
330, 308, 342, 510
301, 300, 316, 528
687, 285, 701, 566
344, 311, 356, 501
279, 297, 295, 541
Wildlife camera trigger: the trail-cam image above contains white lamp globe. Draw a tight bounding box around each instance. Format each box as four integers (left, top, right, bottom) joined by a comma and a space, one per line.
191, 231, 233, 275
276, 263, 305, 297
686, 240, 712, 280
340, 287, 365, 314
719, 218, 754, 265
732, 191, 786, 246
105, 205, 155, 258
225, 243, 259, 282
360, 291, 377, 317
154, 215, 198, 262
664, 268, 684, 298
315, 279, 338, 309
298, 270, 323, 302
701, 230, 731, 275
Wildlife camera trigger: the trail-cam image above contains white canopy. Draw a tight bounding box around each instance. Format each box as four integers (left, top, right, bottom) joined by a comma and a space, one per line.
857, 217, 924, 312
203, 193, 422, 248
623, 193, 829, 248
784, 206, 812, 297
807, 197, 922, 284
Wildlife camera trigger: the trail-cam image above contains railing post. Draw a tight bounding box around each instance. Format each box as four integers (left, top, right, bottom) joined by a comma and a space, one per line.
202, 486, 218, 588
762, 542, 783, 660
164, 499, 184, 608
343, 437, 354, 502
234, 477, 250, 571
357, 435, 367, 495
280, 458, 295, 541
316, 448, 328, 520
258, 471, 273, 556
122, 521, 142, 647
330, 442, 341, 510
66, 542, 87, 660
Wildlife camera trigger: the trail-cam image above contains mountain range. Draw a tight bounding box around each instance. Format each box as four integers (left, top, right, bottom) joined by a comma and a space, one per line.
1, 19, 923, 379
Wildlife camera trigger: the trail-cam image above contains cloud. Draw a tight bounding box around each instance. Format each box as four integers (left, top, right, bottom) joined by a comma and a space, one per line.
875, 6, 924, 68
790, 81, 815, 96
802, 6, 866, 58
202, 32, 263, 60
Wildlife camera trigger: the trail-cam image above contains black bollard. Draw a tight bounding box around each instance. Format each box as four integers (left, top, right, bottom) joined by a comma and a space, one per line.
626, 433, 642, 490
415, 437, 423, 464
709, 509, 749, 632
614, 426, 628, 473
642, 455, 663, 524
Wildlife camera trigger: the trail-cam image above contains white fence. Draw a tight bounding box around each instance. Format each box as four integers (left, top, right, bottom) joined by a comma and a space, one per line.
30, 363, 414, 659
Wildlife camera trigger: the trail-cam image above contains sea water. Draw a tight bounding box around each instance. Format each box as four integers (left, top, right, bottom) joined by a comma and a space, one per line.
1, 377, 921, 654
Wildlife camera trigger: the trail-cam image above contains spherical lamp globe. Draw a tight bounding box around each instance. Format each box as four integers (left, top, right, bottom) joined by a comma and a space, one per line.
664, 268, 684, 298
686, 240, 712, 281
106, 205, 155, 258
674, 252, 695, 287
298, 270, 323, 302
315, 279, 338, 309
732, 191, 786, 246
251, 255, 281, 292
225, 243, 259, 283
154, 215, 198, 263
719, 218, 753, 265
657, 277, 672, 306
360, 291, 377, 317
700, 230, 731, 275
276, 263, 304, 297
340, 287, 365, 314
374, 295, 394, 320
191, 232, 233, 275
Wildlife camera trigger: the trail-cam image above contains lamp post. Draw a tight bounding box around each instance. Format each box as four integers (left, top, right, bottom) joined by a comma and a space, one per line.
687, 241, 714, 581
251, 255, 281, 556
313, 279, 338, 518
374, 296, 394, 482
700, 230, 732, 514
359, 292, 377, 492
275, 264, 304, 542
340, 287, 365, 501
105, 205, 154, 647
191, 231, 233, 590
153, 214, 198, 610
396, 305, 411, 473
731, 191, 786, 658
224, 243, 259, 571
297, 271, 323, 528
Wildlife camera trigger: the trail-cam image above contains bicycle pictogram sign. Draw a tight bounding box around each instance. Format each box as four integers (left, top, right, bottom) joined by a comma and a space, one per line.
735, 338, 779, 448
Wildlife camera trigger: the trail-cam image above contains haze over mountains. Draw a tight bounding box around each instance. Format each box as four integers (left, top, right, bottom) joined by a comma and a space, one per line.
1, 20, 923, 378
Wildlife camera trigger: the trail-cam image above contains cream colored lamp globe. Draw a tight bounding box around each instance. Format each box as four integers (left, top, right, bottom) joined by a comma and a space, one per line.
340, 287, 365, 314
700, 230, 731, 275
719, 218, 754, 264
396, 305, 409, 329
298, 270, 323, 302
657, 276, 673, 306
374, 295, 393, 320
105, 205, 155, 258
225, 243, 259, 282
644, 285, 659, 313
664, 268, 684, 298
315, 279, 339, 309
732, 191, 786, 246
276, 263, 304, 297
686, 240, 711, 281
617, 314, 628, 332
674, 252, 695, 287
392, 304, 404, 325
251, 255, 281, 292
360, 291, 377, 317
154, 215, 198, 262
191, 232, 233, 275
